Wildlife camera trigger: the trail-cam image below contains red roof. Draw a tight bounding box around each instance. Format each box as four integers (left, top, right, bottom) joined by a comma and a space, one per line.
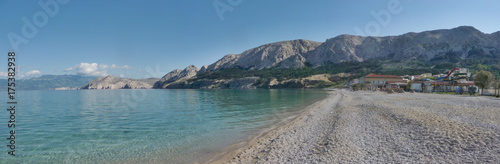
456, 82, 475, 86
365, 73, 401, 78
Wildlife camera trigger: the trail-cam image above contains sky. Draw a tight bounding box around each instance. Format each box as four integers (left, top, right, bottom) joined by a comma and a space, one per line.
1, 0, 500, 79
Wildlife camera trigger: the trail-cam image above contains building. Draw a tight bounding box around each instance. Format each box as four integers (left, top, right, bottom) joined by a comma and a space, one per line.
386, 81, 409, 88
360, 73, 404, 88
421, 73, 433, 77
410, 82, 423, 92
455, 68, 471, 80
411, 80, 476, 92
359, 67, 475, 92
402, 75, 415, 81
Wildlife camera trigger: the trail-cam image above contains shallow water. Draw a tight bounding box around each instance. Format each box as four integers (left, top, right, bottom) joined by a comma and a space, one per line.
0, 89, 326, 163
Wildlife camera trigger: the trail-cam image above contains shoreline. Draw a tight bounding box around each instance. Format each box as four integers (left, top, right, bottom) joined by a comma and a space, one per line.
201, 90, 340, 163
203, 90, 500, 163
102, 89, 330, 164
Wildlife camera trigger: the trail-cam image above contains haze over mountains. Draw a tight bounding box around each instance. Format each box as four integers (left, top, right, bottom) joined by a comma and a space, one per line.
0, 75, 158, 90
0, 75, 97, 90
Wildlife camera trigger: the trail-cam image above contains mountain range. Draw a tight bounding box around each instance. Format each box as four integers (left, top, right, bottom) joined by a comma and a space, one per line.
0, 75, 159, 90
9, 26, 498, 90
199, 26, 499, 70
152, 26, 500, 89
0, 75, 97, 90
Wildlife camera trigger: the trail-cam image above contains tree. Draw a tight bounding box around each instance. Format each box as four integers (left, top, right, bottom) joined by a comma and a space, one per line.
359, 83, 366, 90
352, 84, 358, 91
468, 86, 477, 95
476, 64, 488, 71
405, 81, 413, 91
474, 70, 495, 95
493, 80, 500, 97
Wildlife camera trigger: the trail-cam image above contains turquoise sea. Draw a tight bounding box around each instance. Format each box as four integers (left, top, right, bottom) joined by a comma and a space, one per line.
0, 89, 326, 163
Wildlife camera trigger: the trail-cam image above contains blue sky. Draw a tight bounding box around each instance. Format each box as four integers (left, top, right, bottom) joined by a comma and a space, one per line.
1, 0, 500, 79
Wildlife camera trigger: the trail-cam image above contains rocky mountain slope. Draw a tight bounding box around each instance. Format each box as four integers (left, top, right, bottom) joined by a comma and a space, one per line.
206, 26, 499, 69
153, 65, 201, 89
206, 39, 322, 70
154, 26, 500, 89
80, 75, 159, 89
307, 26, 500, 66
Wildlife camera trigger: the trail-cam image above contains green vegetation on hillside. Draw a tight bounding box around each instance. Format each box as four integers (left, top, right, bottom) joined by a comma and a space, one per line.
195, 58, 500, 83
429, 50, 500, 77
195, 60, 445, 81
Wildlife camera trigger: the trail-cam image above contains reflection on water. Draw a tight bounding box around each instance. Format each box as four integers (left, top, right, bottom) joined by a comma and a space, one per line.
0, 89, 326, 163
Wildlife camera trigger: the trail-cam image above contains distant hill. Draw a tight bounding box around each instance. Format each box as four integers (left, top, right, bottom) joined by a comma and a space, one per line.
0, 75, 98, 90
154, 26, 500, 89
80, 75, 159, 89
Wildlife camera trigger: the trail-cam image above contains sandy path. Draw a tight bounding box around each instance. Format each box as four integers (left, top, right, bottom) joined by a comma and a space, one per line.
209, 90, 500, 163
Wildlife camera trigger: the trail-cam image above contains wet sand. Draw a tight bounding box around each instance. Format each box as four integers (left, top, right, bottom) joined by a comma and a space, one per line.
206, 90, 500, 163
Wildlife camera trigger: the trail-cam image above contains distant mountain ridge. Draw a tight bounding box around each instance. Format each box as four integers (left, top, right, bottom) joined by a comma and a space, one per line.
11, 26, 498, 90
0, 75, 97, 90
206, 26, 499, 69
80, 75, 159, 89
154, 26, 500, 89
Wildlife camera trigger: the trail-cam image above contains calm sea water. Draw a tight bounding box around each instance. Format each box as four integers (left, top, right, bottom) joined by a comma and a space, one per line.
0, 89, 326, 163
